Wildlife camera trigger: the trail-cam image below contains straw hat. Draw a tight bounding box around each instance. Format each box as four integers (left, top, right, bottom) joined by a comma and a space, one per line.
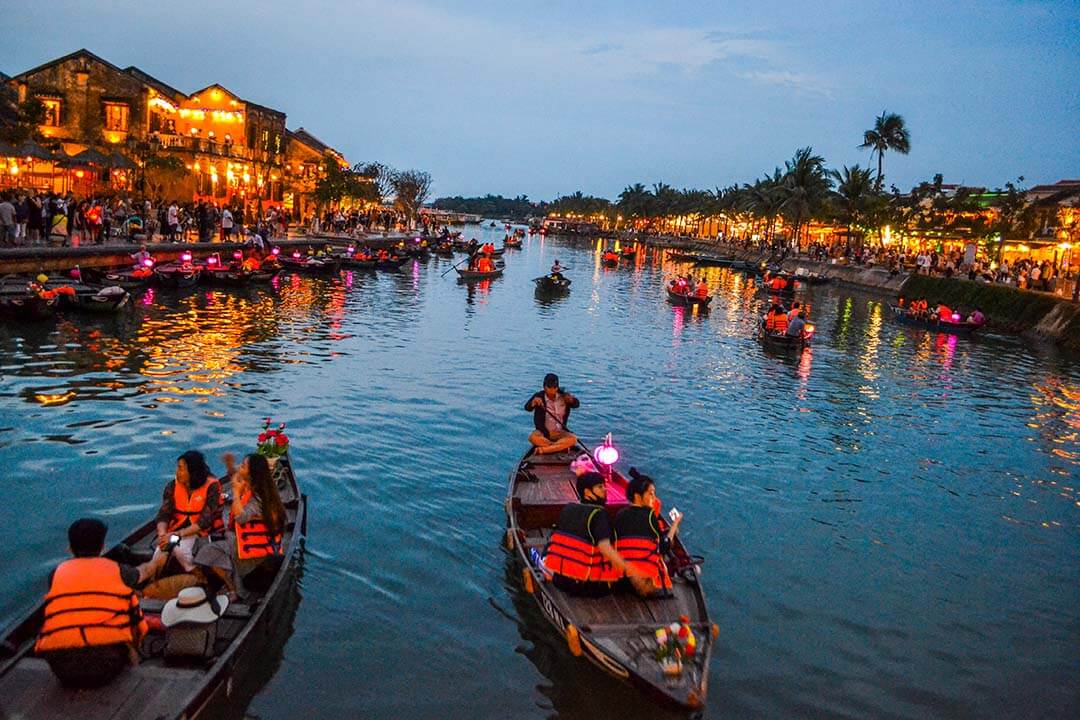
162, 586, 229, 627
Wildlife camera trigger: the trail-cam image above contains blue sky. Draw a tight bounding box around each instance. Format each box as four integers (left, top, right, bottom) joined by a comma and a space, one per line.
5, 0, 1078, 199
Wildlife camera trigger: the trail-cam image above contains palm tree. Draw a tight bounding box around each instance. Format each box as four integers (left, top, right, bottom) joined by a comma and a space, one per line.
829, 164, 876, 237
780, 147, 832, 250
860, 111, 910, 189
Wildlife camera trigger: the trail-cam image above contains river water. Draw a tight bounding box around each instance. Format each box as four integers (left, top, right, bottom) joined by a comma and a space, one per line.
1, 227, 1077, 719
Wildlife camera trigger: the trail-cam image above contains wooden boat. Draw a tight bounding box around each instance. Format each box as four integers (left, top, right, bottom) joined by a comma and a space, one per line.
794, 272, 830, 285
280, 257, 341, 276
202, 267, 280, 287
505, 446, 714, 711
534, 275, 571, 292
66, 286, 130, 314
434, 244, 455, 257
153, 264, 201, 288
376, 257, 408, 271
0, 454, 307, 720
456, 267, 503, 281
888, 304, 982, 335
0, 291, 59, 321
758, 282, 796, 298
758, 328, 809, 352
503, 237, 523, 249
340, 256, 378, 270
101, 268, 155, 290
620, 249, 637, 259
693, 255, 731, 267
405, 245, 431, 259
665, 251, 700, 263
666, 288, 712, 308
601, 256, 619, 268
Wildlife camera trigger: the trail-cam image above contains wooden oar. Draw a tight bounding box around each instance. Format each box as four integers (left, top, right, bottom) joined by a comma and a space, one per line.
440, 256, 469, 277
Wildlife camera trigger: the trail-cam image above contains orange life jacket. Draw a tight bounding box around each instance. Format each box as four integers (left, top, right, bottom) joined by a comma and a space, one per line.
614, 506, 672, 590
695, 283, 708, 299
35, 557, 147, 653
242, 257, 261, 271
938, 305, 953, 321
773, 312, 789, 333
233, 490, 283, 560
770, 277, 786, 290
170, 479, 224, 536
543, 504, 622, 583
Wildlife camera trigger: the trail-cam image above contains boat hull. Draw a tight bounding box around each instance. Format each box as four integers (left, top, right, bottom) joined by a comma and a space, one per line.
666, 289, 712, 308
889, 305, 980, 335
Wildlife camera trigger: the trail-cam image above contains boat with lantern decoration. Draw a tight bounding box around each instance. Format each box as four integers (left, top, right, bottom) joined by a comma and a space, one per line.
0, 281, 60, 321
888, 304, 982, 336
0, 452, 307, 720
758, 325, 813, 352
665, 288, 712, 309
376, 256, 408, 272
153, 255, 201, 289
280, 252, 341, 276
456, 267, 503, 281
504, 437, 715, 712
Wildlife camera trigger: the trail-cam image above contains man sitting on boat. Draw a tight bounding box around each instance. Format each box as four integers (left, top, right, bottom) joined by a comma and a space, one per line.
542, 472, 638, 597
967, 308, 986, 325
694, 279, 709, 300
614, 468, 681, 598
35, 518, 166, 687
525, 373, 579, 455
769, 274, 788, 292
602, 249, 620, 264
131, 245, 152, 269
786, 310, 806, 337
763, 303, 788, 334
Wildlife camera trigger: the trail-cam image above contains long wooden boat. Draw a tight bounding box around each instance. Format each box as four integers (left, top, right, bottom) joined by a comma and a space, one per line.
376, 257, 408, 271
666, 288, 712, 308
505, 446, 714, 711
665, 251, 700, 263
339, 256, 378, 270
67, 287, 131, 314
888, 304, 982, 335
503, 238, 523, 249
200, 267, 279, 287
456, 267, 503, 281
758, 282, 796, 298
153, 265, 201, 288
280, 257, 341, 276
0, 455, 308, 720
0, 292, 59, 321
601, 257, 619, 268
695, 256, 733, 267
102, 268, 155, 290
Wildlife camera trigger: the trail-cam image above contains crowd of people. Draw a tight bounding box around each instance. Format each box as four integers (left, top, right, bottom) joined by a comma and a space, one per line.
0, 190, 292, 248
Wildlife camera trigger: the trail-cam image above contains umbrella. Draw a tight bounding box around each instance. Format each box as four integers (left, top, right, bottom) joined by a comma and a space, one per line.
108, 152, 136, 170
67, 147, 112, 166
15, 140, 56, 160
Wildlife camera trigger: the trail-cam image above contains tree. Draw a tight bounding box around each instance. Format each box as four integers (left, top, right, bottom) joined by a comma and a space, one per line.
0, 98, 46, 144
391, 169, 433, 227
354, 161, 395, 202
992, 180, 1035, 262
314, 158, 378, 209
829, 164, 877, 239
780, 147, 832, 249
143, 154, 188, 200
860, 111, 911, 189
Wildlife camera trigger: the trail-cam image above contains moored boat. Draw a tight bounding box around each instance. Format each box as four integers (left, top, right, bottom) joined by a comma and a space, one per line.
0, 454, 308, 720
0, 290, 59, 321
505, 445, 714, 711
280, 256, 341, 276
758, 282, 796, 298
376, 256, 408, 271
888, 304, 982, 335
758, 327, 810, 352
154, 264, 201, 288
67, 286, 130, 314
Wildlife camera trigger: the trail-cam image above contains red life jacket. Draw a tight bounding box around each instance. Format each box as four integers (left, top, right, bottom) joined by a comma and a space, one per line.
233, 490, 283, 560
773, 312, 788, 333
614, 506, 672, 590
35, 557, 147, 653
543, 504, 622, 583
170, 479, 224, 536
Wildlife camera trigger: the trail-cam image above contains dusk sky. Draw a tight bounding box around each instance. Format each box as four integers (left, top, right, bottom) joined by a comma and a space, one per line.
5, 0, 1078, 200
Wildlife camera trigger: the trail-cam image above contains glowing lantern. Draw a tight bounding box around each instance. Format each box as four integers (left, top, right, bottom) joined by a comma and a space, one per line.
207, 255, 218, 265
233, 250, 243, 260
142, 258, 154, 268
347, 245, 356, 256
951, 313, 961, 322
74, 170, 85, 179
593, 433, 619, 467
181, 251, 192, 263
292, 251, 301, 259
804, 323, 816, 338
271, 247, 280, 256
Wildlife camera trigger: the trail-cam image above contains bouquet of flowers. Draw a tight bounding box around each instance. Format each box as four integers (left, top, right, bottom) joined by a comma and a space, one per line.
653, 615, 697, 676
256, 417, 290, 458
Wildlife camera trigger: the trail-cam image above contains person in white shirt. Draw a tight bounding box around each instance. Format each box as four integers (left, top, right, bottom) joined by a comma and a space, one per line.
166, 202, 179, 242
221, 208, 234, 240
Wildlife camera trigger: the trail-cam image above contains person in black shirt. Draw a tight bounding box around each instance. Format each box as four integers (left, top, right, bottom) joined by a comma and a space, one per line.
524, 373, 580, 455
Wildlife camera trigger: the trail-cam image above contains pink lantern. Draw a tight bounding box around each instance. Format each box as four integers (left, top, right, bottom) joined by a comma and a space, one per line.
292, 251, 301, 259
271, 247, 281, 256
181, 251, 192, 263
593, 433, 619, 467
951, 313, 961, 322
347, 245, 356, 256
142, 258, 154, 268
233, 250, 243, 260
207, 255, 218, 265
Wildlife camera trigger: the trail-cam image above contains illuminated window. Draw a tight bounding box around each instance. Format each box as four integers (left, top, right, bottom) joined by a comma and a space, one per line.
41, 98, 61, 127
103, 103, 129, 132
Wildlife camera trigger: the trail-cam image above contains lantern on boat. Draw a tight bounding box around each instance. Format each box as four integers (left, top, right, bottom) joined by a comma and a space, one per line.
951, 313, 961, 322
593, 433, 619, 468
207, 255, 218, 266
292, 251, 301, 260
180, 251, 192, 264
142, 258, 154, 268
233, 250, 243, 261
804, 323, 816, 340
347, 245, 356, 256
271, 246, 281, 256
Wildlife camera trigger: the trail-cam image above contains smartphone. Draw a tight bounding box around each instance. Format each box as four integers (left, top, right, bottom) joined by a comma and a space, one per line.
668, 507, 682, 523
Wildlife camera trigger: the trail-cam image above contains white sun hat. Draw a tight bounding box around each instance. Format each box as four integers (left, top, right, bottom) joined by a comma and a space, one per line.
161, 586, 229, 627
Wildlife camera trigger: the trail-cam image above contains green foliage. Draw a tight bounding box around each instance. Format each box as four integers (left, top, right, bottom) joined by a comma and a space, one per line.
431, 194, 541, 220
0, 98, 47, 144
550, 191, 613, 218
860, 110, 911, 188
315, 156, 381, 208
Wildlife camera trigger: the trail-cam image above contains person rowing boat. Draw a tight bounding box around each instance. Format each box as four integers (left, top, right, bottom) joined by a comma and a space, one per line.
524, 373, 579, 455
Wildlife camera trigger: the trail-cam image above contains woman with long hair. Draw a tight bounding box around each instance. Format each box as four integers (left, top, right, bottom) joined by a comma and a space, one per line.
194, 453, 285, 599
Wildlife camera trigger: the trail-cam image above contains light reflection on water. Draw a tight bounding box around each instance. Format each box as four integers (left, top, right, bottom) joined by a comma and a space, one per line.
0, 229, 1078, 719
